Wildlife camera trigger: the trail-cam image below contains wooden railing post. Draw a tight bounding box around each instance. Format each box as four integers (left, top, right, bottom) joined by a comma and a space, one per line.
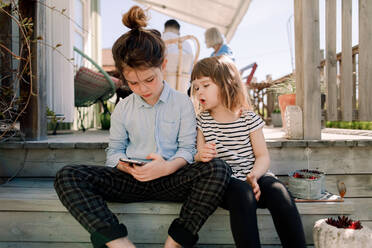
341, 0, 353, 121
294, 0, 304, 110
19, 0, 47, 140
325, 0, 338, 121
358, 0, 372, 120
296, 0, 321, 139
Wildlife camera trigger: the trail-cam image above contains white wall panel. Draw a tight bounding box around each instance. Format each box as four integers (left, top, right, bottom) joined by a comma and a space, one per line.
45, 0, 74, 122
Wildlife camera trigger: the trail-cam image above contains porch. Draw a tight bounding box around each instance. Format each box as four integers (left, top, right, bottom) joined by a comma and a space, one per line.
0, 128, 371, 247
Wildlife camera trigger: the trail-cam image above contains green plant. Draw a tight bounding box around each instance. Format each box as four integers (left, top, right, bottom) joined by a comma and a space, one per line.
272, 108, 281, 114
100, 101, 111, 130
269, 76, 296, 95
326, 121, 372, 130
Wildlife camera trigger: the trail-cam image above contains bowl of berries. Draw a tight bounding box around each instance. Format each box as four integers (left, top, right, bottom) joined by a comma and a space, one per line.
288, 169, 325, 199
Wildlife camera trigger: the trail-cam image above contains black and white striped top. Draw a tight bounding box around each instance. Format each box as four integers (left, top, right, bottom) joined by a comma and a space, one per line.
197, 110, 265, 180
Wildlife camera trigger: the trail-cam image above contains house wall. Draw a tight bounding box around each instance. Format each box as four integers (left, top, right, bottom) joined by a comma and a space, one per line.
45, 0, 74, 122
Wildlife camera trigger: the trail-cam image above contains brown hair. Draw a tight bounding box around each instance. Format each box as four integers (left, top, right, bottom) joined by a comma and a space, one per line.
112, 6, 165, 82
191, 55, 252, 112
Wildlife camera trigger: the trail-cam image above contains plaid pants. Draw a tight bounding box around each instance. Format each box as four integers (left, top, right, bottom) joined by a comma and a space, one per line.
54, 158, 231, 248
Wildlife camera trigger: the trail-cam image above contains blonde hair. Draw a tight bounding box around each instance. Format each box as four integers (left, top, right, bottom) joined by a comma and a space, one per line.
205, 27, 223, 48
191, 56, 252, 113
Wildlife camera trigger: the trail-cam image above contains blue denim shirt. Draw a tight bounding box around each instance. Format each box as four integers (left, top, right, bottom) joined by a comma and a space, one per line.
211, 44, 235, 61
105, 81, 197, 167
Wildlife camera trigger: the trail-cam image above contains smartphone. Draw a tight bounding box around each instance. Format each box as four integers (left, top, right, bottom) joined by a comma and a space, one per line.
119, 158, 151, 166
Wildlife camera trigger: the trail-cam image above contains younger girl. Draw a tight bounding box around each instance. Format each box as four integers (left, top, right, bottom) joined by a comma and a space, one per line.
191, 56, 306, 248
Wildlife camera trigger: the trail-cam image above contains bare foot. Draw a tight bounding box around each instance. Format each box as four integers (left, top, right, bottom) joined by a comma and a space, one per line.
106, 237, 136, 248
164, 235, 182, 248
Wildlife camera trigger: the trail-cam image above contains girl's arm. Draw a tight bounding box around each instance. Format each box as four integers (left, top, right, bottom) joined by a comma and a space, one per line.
195, 129, 217, 162
249, 127, 270, 179
246, 127, 270, 201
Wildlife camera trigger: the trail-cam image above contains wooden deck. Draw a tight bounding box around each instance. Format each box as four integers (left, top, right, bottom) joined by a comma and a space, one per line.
0, 178, 352, 247
0, 127, 371, 247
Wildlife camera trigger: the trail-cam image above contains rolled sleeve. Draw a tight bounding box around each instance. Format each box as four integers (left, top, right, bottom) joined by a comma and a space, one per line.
105, 103, 129, 167
169, 98, 196, 163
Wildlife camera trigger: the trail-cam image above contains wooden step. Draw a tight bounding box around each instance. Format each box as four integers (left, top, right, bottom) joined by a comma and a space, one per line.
0, 178, 354, 247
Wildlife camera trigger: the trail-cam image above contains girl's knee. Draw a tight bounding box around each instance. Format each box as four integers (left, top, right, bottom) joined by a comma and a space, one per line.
55, 165, 78, 180
224, 179, 257, 209
210, 159, 232, 181
197, 158, 232, 177
54, 165, 84, 190
264, 183, 295, 208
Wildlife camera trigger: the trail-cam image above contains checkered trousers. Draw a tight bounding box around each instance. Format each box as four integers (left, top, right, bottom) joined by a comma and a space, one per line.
54, 158, 231, 248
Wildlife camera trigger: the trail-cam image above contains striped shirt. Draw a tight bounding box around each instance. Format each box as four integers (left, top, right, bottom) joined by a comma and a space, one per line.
197, 110, 265, 180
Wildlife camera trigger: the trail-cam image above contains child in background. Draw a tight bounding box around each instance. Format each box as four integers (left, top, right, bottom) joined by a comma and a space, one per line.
191, 55, 306, 248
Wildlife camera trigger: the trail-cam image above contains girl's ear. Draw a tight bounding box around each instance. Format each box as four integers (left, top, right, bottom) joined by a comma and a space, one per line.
161, 59, 168, 71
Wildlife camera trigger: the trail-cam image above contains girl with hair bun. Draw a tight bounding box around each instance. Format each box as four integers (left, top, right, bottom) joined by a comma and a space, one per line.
54, 5, 232, 248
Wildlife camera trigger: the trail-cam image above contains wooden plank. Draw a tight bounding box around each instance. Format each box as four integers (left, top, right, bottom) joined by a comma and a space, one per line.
294, 0, 304, 110
302, 0, 321, 139
3, 174, 370, 198
0, 243, 91, 248
0, 178, 54, 188
0, 211, 342, 244
358, 0, 372, 120
2, 144, 372, 177
340, 0, 353, 121
350, 198, 372, 220
269, 146, 372, 175
0, 243, 297, 248
0, 243, 279, 248
352, 54, 357, 117
0, 244, 286, 248
325, 0, 338, 121
0, 185, 354, 214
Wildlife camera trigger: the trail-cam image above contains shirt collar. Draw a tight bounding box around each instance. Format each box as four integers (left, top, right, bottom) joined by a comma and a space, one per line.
163, 32, 179, 40
134, 81, 171, 108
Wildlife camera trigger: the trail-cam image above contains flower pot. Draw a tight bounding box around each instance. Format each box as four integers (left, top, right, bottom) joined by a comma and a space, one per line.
271, 112, 282, 127
313, 218, 372, 248
278, 93, 296, 129
288, 169, 324, 199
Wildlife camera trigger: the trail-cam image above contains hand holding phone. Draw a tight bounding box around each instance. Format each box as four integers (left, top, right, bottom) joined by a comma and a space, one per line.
119, 158, 150, 166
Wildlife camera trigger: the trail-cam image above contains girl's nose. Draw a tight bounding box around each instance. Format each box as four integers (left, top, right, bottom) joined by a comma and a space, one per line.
139, 82, 148, 92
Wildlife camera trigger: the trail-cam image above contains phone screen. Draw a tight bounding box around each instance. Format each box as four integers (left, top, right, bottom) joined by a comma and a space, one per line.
119, 158, 151, 166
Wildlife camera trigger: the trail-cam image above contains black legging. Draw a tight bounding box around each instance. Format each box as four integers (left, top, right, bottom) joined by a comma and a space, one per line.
220, 176, 306, 248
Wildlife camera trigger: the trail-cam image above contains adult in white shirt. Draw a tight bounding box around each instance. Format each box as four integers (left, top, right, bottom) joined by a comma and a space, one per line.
163, 19, 194, 94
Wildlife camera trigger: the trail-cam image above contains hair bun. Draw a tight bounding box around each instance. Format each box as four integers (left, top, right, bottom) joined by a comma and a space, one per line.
122, 6, 148, 30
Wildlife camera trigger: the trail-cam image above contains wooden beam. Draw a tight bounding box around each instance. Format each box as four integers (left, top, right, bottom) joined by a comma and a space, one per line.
341, 0, 353, 121
19, 0, 47, 140
358, 0, 372, 120
294, 0, 304, 110
325, 0, 338, 121
352, 52, 357, 118
302, 0, 321, 139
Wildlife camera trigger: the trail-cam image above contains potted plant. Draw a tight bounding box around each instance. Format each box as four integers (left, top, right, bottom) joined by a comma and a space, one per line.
271, 108, 282, 127
269, 76, 296, 128
46, 107, 65, 135
313, 216, 372, 248
100, 101, 111, 130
